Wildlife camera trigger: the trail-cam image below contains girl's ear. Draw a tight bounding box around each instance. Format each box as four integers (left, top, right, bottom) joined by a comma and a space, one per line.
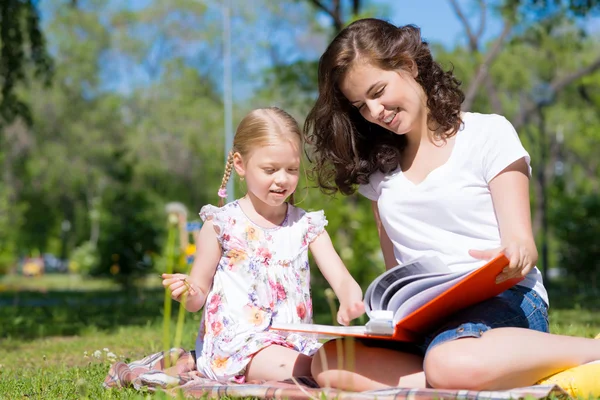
232, 152, 245, 178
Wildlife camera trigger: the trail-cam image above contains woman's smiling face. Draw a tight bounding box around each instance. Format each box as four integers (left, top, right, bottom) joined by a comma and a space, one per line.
339, 63, 427, 136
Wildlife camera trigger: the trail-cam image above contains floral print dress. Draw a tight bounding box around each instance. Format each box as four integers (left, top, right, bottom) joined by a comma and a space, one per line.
195, 200, 326, 382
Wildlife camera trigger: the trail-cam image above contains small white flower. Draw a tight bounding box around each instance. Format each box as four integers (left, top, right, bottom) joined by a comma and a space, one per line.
93, 350, 102, 358
107, 352, 117, 359
103, 348, 109, 352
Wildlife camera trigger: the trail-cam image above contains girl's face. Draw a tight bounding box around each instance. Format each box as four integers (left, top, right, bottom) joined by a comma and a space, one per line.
234, 138, 300, 208
339, 62, 427, 136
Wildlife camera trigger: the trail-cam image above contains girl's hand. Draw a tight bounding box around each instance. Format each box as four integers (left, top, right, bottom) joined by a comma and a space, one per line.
161, 273, 200, 302
469, 242, 537, 284
336, 300, 365, 326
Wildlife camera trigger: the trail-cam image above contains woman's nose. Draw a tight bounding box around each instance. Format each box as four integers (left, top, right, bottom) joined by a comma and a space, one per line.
366, 100, 383, 120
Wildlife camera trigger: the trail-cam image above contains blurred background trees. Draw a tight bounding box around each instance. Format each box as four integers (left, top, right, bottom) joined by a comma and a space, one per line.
1, 0, 599, 296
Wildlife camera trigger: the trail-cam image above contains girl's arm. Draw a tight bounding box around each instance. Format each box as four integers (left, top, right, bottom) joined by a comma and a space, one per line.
371, 201, 398, 270
309, 230, 365, 325
469, 158, 538, 282
162, 220, 221, 312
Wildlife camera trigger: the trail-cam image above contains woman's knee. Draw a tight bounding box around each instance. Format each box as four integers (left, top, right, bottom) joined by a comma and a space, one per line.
424, 340, 493, 390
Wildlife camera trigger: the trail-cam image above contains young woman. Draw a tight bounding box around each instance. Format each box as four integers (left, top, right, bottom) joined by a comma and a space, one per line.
303, 18, 600, 396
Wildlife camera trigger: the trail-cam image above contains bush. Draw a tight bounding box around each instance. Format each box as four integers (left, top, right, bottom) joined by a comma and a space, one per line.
69, 241, 99, 275
551, 192, 600, 289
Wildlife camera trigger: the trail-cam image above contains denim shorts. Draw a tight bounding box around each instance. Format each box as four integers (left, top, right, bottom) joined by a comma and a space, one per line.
359, 285, 549, 356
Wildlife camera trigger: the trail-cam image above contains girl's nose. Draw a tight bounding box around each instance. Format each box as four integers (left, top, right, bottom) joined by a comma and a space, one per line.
274, 171, 287, 184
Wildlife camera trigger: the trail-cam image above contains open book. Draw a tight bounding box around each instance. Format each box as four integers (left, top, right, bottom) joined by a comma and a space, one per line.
270, 254, 523, 342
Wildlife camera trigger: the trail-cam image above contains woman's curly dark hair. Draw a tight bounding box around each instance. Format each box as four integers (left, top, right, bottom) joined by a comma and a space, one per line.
304, 18, 464, 196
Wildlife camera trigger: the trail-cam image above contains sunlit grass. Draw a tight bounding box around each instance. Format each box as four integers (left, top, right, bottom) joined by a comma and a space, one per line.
2, 266, 600, 398
0, 272, 162, 292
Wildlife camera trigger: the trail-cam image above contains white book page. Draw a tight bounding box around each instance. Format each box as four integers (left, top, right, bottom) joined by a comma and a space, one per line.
386, 270, 469, 322
392, 272, 472, 322
379, 272, 449, 310
365, 256, 450, 315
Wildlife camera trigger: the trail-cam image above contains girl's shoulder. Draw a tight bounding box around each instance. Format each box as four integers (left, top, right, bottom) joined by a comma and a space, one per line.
198, 201, 244, 244
198, 201, 243, 225
286, 204, 329, 245
287, 204, 327, 228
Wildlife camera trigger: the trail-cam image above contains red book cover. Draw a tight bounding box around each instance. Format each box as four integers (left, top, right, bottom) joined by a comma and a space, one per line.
270, 254, 523, 342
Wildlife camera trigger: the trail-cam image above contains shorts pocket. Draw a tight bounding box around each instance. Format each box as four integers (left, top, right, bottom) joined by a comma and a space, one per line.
521, 290, 549, 332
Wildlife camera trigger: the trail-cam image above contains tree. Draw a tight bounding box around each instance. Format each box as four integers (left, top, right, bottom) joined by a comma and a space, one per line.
446, 0, 600, 281
0, 0, 53, 125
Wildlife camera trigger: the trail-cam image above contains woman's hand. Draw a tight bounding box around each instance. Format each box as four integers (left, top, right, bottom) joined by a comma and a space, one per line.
161, 273, 201, 302
469, 241, 538, 284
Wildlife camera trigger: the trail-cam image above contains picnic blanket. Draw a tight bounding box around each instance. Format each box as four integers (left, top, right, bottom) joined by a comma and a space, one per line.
103, 348, 569, 399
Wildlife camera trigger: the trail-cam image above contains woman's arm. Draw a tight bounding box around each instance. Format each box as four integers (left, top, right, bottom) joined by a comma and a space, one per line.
371, 201, 398, 270
470, 157, 538, 282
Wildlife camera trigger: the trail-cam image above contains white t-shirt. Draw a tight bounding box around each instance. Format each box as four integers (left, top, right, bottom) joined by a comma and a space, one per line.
358, 112, 548, 305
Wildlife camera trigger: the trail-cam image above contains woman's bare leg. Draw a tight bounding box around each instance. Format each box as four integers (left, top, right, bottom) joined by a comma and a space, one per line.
311, 339, 426, 391
245, 345, 312, 382
424, 328, 600, 390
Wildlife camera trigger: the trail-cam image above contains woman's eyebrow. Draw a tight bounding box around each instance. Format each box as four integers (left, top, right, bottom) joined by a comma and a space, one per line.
350, 81, 382, 104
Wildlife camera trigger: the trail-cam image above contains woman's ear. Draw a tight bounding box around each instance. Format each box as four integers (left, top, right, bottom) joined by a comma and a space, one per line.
233, 152, 245, 178
409, 60, 418, 78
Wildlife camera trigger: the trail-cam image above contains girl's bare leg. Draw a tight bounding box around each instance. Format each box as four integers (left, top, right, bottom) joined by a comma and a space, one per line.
424, 328, 600, 390
311, 339, 426, 391
245, 345, 312, 382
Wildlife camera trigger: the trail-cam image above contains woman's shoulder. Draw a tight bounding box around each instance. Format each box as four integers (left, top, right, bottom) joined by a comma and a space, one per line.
462, 112, 513, 132
357, 170, 390, 201
460, 112, 517, 142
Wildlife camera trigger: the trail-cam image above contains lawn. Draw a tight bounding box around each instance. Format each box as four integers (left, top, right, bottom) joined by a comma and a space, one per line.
1, 273, 599, 399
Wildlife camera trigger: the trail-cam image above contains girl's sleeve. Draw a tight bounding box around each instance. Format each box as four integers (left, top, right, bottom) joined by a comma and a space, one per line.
304, 210, 329, 245
481, 115, 532, 183
199, 204, 226, 244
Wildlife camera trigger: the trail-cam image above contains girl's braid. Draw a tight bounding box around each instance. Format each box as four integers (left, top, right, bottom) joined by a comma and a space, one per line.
218, 151, 235, 207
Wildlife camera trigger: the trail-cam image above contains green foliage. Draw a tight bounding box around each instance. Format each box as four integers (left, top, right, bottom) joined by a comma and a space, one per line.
0, 0, 53, 125
70, 241, 99, 275
95, 150, 164, 284
551, 190, 600, 289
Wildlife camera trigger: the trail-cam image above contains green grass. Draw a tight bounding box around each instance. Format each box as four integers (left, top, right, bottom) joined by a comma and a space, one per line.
1, 274, 600, 399
0, 321, 201, 399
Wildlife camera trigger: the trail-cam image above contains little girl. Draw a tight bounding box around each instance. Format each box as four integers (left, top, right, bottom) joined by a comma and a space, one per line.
162, 107, 365, 383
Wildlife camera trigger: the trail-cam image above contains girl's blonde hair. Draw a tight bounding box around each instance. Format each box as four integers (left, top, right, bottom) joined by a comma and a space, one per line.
218, 107, 302, 206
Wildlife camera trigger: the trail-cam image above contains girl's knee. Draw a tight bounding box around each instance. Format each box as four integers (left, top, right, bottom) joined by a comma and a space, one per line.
311, 339, 352, 386
424, 342, 492, 390
311, 340, 338, 376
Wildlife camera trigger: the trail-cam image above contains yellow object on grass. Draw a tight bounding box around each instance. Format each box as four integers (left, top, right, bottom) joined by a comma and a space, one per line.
537, 334, 600, 398
537, 361, 600, 398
